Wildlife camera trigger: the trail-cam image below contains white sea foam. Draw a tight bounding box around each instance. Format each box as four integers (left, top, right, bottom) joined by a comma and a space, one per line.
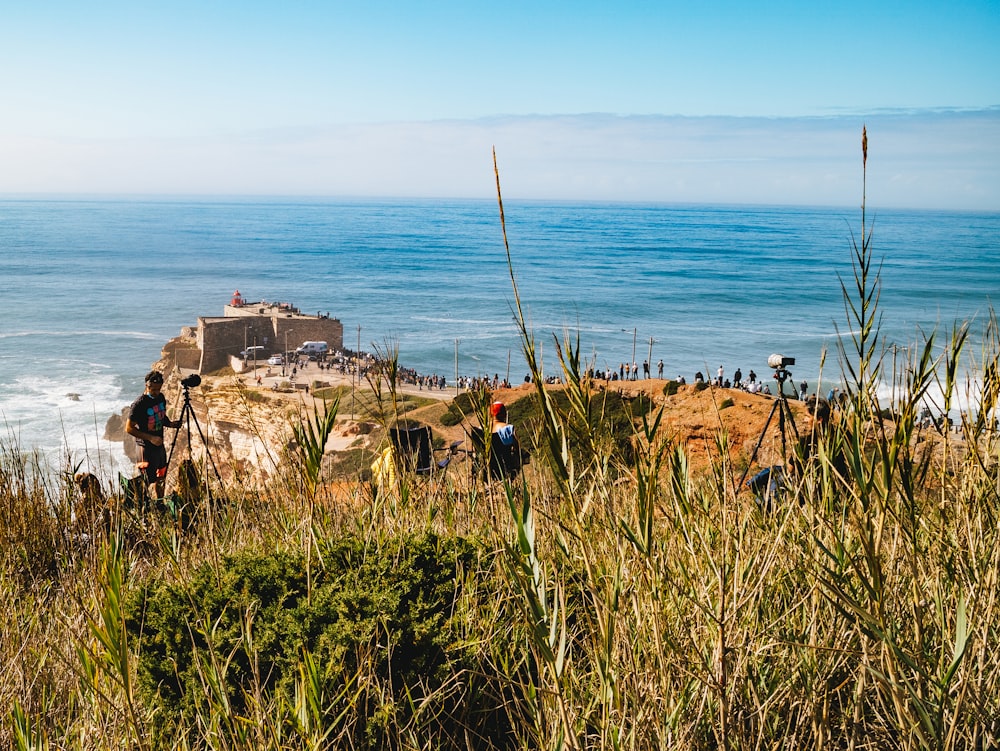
870, 370, 987, 421
0, 363, 132, 478
0, 329, 162, 340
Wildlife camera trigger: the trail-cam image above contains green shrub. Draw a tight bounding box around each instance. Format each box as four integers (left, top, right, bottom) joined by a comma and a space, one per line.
439, 409, 462, 427
662, 380, 680, 396
720, 398, 734, 410
513, 388, 654, 467
440, 391, 478, 426
694, 381, 709, 392
127, 533, 518, 749
312, 384, 349, 401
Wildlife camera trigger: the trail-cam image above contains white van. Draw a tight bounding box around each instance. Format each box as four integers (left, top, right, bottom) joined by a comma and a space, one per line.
295, 341, 329, 357
240, 345, 267, 359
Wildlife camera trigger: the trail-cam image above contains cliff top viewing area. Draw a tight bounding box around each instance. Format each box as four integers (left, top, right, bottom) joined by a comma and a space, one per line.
221, 290, 339, 321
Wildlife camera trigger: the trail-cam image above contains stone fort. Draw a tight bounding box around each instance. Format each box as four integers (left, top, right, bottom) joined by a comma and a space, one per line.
171, 291, 345, 375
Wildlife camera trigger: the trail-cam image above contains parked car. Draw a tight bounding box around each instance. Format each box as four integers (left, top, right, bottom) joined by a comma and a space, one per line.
267, 355, 284, 365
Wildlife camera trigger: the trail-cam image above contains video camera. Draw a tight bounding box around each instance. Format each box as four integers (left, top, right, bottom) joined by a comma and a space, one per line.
767, 354, 795, 386
181, 373, 202, 389
767, 354, 795, 369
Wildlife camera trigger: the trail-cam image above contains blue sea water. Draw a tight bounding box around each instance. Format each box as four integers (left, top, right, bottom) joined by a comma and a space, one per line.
1, 196, 998, 476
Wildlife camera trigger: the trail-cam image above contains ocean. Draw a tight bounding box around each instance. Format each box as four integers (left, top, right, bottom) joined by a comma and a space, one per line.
2, 197, 998, 477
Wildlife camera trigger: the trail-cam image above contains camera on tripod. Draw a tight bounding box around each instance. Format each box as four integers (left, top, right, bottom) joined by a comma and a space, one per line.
767, 353, 794, 384
736, 353, 802, 500
767, 354, 795, 370
168, 371, 224, 506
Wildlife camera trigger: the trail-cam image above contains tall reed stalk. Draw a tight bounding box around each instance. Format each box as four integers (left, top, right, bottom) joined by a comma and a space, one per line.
292, 395, 339, 603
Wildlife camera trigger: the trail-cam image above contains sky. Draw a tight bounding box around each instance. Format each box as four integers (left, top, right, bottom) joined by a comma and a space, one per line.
1, 1, 998, 209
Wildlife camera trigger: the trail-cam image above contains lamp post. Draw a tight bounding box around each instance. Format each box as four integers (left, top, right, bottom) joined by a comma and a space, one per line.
647, 336, 656, 377
622, 327, 637, 372
353, 325, 361, 420
454, 339, 460, 397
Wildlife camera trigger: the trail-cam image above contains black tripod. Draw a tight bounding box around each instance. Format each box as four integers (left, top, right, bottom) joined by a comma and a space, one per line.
737, 366, 800, 497
167, 379, 225, 506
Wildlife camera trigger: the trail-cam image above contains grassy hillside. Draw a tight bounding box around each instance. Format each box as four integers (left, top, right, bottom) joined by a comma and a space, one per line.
2, 137, 998, 750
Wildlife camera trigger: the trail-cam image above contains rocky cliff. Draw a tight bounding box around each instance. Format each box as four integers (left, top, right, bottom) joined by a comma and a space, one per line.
106, 338, 307, 482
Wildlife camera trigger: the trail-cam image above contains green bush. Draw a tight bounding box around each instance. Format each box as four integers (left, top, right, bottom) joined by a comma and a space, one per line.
440, 391, 478, 426
720, 397, 734, 410
694, 381, 709, 392
514, 388, 654, 467
312, 385, 346, 401
127, 533, 519, 749
662, 380, 680, 396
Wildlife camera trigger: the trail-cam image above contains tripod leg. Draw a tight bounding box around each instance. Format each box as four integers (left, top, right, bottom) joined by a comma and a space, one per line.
166, 400, 191, 473
186, 408, 226, 494
777, 400, 788, 469
776, 397, 802, 469
166, 391, 224, 506
782, 398, 801, 443
736, 397, 782, 491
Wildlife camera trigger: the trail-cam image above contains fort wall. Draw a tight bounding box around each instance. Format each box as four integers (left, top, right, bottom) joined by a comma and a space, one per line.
194, 303, 344, 374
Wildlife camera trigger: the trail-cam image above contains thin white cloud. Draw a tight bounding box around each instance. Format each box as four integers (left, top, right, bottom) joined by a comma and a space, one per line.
1, 110, 997, 210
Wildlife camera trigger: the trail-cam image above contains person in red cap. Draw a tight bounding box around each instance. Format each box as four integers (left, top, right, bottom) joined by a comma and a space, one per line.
490, 402, 516, 447
481, 400, 527, 480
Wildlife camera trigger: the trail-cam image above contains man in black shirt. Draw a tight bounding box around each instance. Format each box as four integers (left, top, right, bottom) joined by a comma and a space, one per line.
125, 371, 181, 502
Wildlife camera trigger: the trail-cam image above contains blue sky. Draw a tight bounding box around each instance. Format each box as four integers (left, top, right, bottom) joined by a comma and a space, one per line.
1, 1, 998, 208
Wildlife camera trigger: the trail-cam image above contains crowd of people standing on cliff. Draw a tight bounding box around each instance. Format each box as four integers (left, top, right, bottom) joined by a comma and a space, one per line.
397, 369, 513, 393
252, 347, 521, 395
330, 358, 514, 394
580, 360, 825, 400
258, 346, 825, 402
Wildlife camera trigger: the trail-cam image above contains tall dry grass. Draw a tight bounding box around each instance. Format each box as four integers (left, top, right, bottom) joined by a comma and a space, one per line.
1, 131, 997, 749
